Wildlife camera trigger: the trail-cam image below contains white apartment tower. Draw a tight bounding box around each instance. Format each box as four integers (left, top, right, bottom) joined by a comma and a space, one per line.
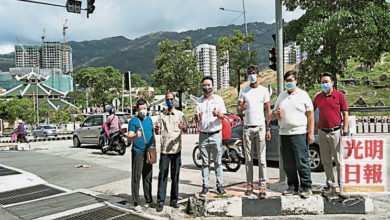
284, 42, 306, 66
195, 44, 229, 90
15, 45, 40, 68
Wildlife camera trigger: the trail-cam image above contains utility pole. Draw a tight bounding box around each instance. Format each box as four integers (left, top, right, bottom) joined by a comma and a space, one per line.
241, 0, 249, 51
128, 70, 132, 115
122, 74, 124, 112
36, 84, 39, 126
63, 19, 68, 74
275, 0, 286, 182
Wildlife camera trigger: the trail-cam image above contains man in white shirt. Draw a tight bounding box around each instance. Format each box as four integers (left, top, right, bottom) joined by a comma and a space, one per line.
273, 70, 315, 198
194, 76, 227, 197
237, 65, 271, 199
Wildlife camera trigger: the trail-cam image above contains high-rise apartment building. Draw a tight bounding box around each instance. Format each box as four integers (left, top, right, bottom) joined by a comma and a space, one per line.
195, 44, 229, 90
14, 41, 73, 74
284, 42, 307, 66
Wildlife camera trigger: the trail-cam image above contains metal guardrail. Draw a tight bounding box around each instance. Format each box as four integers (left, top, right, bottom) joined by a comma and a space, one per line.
349, 106, 390, 112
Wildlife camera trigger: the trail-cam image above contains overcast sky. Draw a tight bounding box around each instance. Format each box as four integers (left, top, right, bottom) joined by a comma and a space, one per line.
0, 0, 305, 54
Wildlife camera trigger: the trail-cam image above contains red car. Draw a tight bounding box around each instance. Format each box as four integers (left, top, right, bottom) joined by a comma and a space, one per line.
225, 112, 242, 127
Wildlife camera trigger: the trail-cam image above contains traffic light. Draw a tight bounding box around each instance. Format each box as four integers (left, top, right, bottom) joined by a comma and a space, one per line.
87, 0, 95, 18
269, 47, 277, 71
66, 0, 81, 14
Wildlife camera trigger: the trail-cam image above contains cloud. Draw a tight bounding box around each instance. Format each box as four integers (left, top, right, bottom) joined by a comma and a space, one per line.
0, 0, 304, 51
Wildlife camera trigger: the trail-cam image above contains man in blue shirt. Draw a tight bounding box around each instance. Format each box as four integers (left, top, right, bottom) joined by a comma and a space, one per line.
128, 99, 155, 213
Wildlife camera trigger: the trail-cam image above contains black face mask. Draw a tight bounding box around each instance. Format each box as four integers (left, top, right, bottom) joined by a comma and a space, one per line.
202, 87, 213, 95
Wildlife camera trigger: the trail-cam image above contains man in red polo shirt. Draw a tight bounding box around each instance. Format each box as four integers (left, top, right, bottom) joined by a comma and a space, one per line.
313, 72, 349, 196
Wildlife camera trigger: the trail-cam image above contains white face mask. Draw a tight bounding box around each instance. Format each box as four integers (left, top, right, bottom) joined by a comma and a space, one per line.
139, 109, 147, 118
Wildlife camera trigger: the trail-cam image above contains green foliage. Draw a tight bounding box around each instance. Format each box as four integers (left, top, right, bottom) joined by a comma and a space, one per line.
74, 66, 122, 110
50, 110, 72, 125
74, 114, 85, 122
153, 37, 203, 109
217, 30, 257, 94
0, 97, 50, 125
65, 90, 86, 108
284, 0, 390, 90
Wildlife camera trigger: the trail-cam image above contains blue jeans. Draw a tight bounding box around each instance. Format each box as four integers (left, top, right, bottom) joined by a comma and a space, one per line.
199, 131, 223, 187
157, 152, 181, 205
103, 130, 117, 145
280, 134, 312, 190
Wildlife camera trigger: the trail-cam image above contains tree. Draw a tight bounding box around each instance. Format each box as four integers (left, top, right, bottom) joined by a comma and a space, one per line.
74, 66, 122, 111
65, 90, 86, 108
217, 30, 257, 94
50, 110, 72, 126
153, 37, 203, 110
284, 0, 390, 89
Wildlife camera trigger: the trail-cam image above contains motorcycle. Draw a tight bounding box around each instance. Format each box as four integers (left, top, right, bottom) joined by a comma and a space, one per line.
192, 138, 245, 172
99, 128, 127, 155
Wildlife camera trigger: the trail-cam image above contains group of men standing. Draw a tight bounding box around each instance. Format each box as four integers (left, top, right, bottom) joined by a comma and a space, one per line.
126, 64, 349, 213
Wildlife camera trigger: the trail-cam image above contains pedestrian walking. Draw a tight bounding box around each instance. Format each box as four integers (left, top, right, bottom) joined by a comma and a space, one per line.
194, 76, 227, 197
128, 99, 155, 213
154, 92, 187, 212
273, 71, 314, 198
313, 72, 349, 196
237, 65, 271, 199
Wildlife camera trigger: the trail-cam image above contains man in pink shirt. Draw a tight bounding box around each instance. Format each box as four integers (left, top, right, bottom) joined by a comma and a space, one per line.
313, 72, 349, 196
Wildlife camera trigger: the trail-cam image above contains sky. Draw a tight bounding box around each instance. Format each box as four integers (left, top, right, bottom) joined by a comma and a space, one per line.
0, 0, 305, 54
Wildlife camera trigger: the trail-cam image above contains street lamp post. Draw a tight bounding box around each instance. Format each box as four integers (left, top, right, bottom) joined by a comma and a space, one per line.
128, 70, 132, 115
219, 0, 249, 51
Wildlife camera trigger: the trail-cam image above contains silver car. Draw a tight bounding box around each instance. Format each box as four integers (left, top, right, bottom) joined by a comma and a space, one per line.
32, 125, 58, 138
73, 113, 131, 147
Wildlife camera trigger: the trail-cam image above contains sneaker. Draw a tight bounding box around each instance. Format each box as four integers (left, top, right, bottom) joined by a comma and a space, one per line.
217, 185, 227, 196
156, 203, 164, 212
199, 185, 209, 197
300, 188, 312, 198
144, 201, 156, 208
103, 145, 109, 150
133, 205, 142, 213
244, 185, 253, 196
283, 188, 297, 196
259, 187, 266, 199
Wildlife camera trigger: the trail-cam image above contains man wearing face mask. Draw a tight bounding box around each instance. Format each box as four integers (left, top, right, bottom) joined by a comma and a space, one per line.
237, 65, 271, 199
313, 72, 349, 197
154, 92, 187, 212
128, 99, 155, 213
194, 76, 227, 197
273, 71, 314, 198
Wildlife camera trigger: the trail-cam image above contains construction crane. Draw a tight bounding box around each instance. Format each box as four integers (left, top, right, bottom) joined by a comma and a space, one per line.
63, 19, 68, 74
41, 25, 45, 43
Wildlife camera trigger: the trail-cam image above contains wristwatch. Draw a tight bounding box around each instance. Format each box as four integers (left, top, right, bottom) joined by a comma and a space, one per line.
266, 127, 271, 131
342, 131, 349, 136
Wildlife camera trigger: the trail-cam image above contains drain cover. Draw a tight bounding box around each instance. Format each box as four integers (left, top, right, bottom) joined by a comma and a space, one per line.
0, 184, 64, 205
6, 192, 103, 219
0, 166, 21, 176
55, 206, 126, 220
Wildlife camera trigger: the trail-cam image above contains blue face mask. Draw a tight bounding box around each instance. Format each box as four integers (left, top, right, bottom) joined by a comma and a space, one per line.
248, 74, 257, 84
166, 100, 174, 109
285, 82, 295, 90
321, 83, 331, 92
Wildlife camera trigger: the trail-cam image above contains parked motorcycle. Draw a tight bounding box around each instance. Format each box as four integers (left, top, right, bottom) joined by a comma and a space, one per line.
99, 129, 127, 155
192, 138, 245, 172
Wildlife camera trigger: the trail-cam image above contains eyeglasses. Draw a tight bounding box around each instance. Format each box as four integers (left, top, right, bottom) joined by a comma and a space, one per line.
166, 98, 174, 101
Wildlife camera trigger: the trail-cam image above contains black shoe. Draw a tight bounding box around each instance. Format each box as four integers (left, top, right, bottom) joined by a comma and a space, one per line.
199, 185, 209, 197
217, 185, 227, 196
156, 203, 164, 212
170, 203, 180, 208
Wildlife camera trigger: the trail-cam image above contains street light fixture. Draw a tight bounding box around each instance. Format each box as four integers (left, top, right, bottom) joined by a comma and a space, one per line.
219, 0, 249, 51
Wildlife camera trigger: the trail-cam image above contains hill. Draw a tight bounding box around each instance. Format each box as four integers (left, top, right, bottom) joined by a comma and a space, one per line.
182, 53, 390, 120
0, 22, 276, 82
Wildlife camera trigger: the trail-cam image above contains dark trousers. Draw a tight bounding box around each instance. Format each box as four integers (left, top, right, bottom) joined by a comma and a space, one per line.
157, 152, 181, 205
131, 150, 153, 206
280, 134, 312, 190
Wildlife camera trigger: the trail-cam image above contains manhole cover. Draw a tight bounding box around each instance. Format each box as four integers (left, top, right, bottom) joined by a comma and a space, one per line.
0, 184, 64, 205
0, 166, 21, 177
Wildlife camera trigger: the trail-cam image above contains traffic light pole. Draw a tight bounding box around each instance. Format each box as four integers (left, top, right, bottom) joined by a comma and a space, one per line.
275, 0, 286, 182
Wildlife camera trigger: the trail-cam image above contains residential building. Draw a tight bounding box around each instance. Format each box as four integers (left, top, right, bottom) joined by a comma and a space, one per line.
284, 42, 307, 66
